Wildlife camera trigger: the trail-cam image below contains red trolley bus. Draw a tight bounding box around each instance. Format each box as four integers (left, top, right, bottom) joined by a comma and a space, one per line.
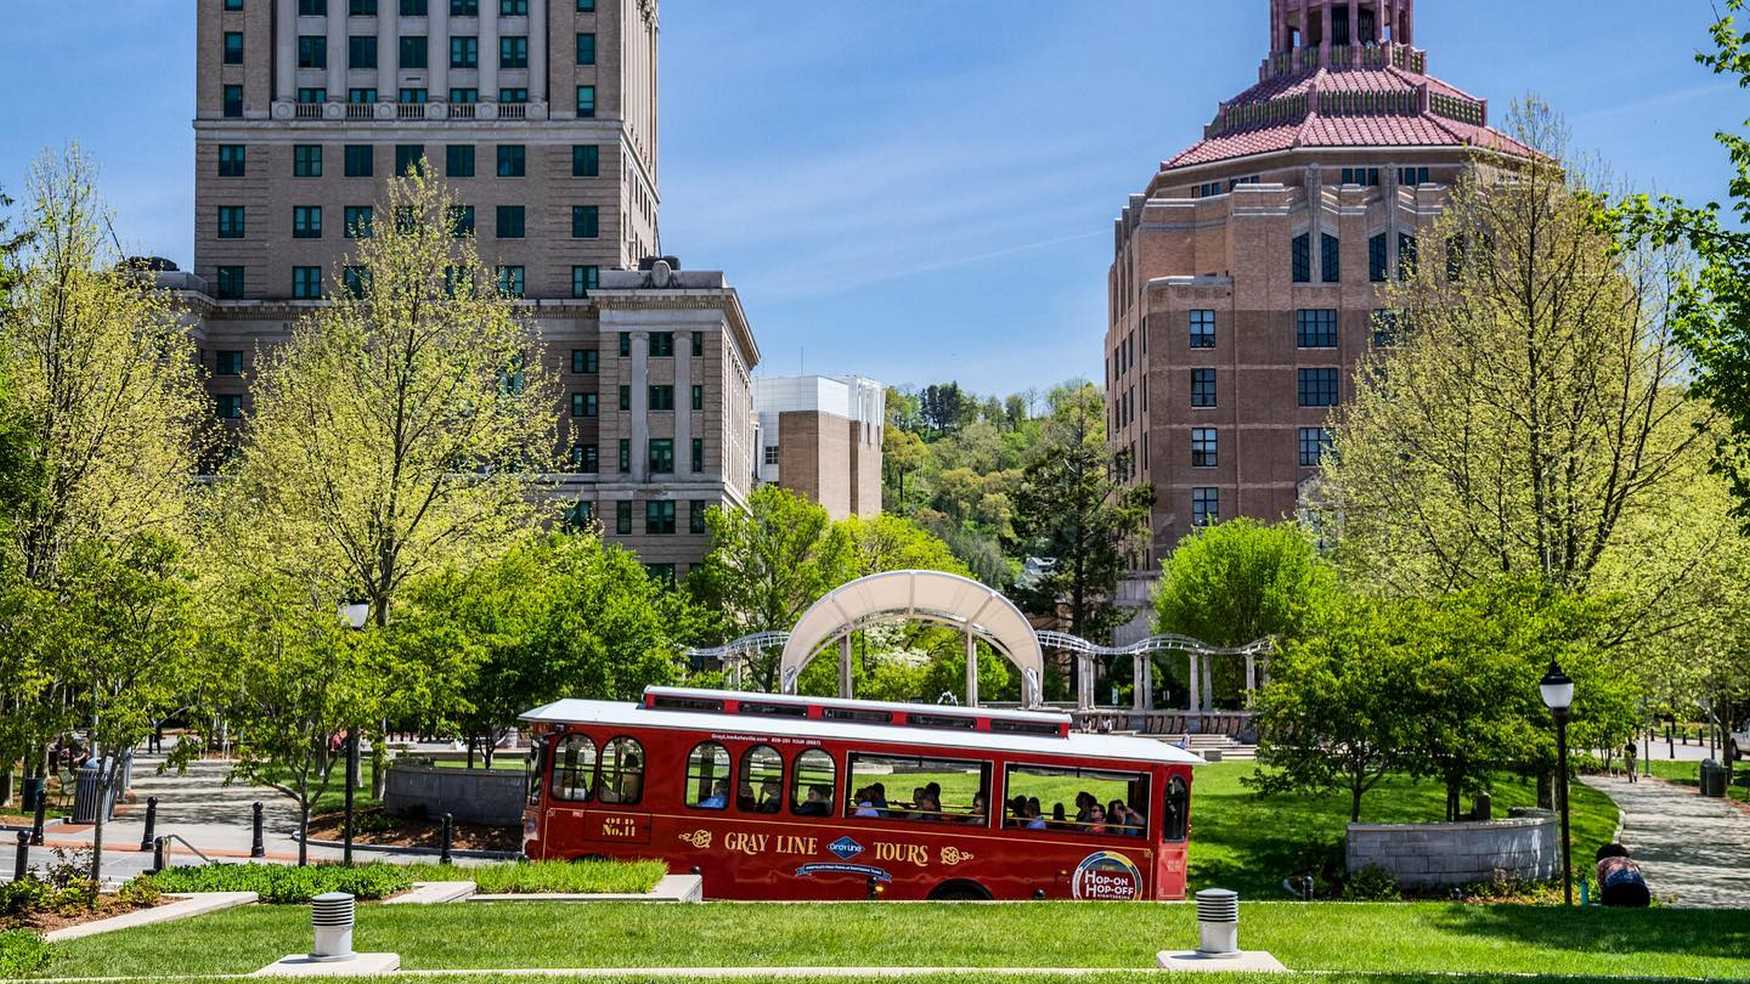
519, 686, 1201, 900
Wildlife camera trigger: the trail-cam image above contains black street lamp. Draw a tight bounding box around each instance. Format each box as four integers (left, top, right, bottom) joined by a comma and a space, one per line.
1540, 660, 1575, 906
339, 602, 370, 867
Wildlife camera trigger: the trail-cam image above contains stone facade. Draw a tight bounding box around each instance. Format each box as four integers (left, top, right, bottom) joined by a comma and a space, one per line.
752, 375, 884, 521
1346, 815, 1560, 888
1103, 0, 1534, 623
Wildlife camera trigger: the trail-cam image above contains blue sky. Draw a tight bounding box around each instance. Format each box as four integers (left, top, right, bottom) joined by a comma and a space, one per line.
1, 1, 1743, 394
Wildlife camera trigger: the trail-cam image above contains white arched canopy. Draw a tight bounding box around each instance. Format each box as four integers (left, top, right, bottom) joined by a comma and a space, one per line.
779, 570, 1044, 708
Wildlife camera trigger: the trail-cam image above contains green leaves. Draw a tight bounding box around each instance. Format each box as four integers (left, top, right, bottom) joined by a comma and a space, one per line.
1154, 518, 1334, 649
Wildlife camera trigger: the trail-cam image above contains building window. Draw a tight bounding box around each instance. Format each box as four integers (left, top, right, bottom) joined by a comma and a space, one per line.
615, 500, 632, 534
1298, 427, 1334, 468
344, 205, 374, 238
350, 0, 376, 13
400, 0, 428, 13
223, 85, 244, 118
399, 36, 429, 69
399, 87, 428, 105
571, 349, 598, 374
618, 385, 631, 411
690, 500, 708, 534
342, 266, 371, 298
297, 36, 326, 69
348, 87, 378, 103
292, 267, 323, 300
293, 206, 322, 239
217, 206, 245, 239
571, 265, 599, 297
578, 444, 599, 473
296, 87, 327, 104
449, 87, 479, 103
1195, 180, 1222, 198
690, 385, 703, 412
349, 35, 377, 69
218, 145, 246, 177
691, 437, 704, 473
336, 146, 370, 179
499, 36, 528, 69
293, 145, 322, 178
1190, 368, 1216, 408
500, 0, 528, 12
215, 266, 245, 299
1192, 488, 1219, 527
618, 333, 630, 357
498, 87, 529, 103
1191, 428, 1217, 468
576, 33, 596, 65
450, 36, 478, 68
1398, 234, 1418, 279
572, 145, 600, 177
1297, 367, 1340, 407
1296, 309, 1338, 349
763, 446, 780, 466
451, 0, 478, 14
649, 332, 673, 357
446, 205, 473, 237
1292, 232, 1311, 283
577, 0, 594, 9
495, 205, 525, 238
646, 499, 676, 533
571, 392, 597, 418
496, 145, 526, 177
617, 439, 631, 473
216, 351, 245, 376
496, 266, 524, 297
563, 499, 593, 530
444, 144, 475, 178
1321, 233, 1340, 283
395, 144, 424, 176
224, 32, 245, 65
216, 394, 244, 420
691, 331, 704, 357
225, 0, 244, 9
1189, 309, 1215, 349
1372, 309, 1400, 348
1399, 166, 1430, 186
1369, 233, 1388, 282
1340, 167, 1380, 187
649, 385, 675, 411
572, 206, 600, 239
576, 85, 596, 118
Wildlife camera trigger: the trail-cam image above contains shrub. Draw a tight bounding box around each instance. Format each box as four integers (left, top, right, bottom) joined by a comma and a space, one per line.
136, 863, 413, 903
1344, 864, 1402, 901
0, 929, 51, 977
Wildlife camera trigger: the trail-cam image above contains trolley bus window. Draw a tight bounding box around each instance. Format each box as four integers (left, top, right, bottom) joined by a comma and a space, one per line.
1003, 764, 1149, 837
597, 736, 644, 804
791, 749, 836, 817
1163, 775, 1189, 842
552, 735, 596, 802
739, 744, 785, 813
685, 741, 731, 810
526, 734, 548, 805
846, 753, 990, 825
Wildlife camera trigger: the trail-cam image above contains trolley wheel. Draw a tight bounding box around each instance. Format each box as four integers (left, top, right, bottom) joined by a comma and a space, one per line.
927, 880, 992, 901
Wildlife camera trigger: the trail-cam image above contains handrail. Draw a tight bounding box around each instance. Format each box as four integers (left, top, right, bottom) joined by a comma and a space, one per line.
155, 833, 214, 867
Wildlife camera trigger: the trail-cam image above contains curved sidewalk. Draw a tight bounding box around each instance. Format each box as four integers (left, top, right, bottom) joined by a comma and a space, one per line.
1581, 774, 1750, 908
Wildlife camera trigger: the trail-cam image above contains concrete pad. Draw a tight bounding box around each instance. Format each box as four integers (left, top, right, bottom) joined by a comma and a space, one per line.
469, 873, 702, 903
44, 892, 259, 942
385, 881, 476, 904
1157, 950, 1287, 973
253, 953, 400, 977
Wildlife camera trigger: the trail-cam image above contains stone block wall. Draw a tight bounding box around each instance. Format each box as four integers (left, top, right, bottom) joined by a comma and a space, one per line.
1345, 816, 1558, 888
383, 763, 526, 827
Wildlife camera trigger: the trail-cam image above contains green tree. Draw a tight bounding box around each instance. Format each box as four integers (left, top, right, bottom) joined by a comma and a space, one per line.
1013, 382, 1153, 642
882, 425, 928, 511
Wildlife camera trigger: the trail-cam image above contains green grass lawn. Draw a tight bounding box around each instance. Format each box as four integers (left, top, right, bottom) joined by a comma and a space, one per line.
26, 901, 1750, 979
1185, 762, 1619, 896
53, 977, 1730, 984
1644, 759, 1750, 804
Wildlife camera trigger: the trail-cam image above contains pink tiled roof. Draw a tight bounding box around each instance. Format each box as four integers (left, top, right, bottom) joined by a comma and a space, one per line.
1160, 62, 1531, 171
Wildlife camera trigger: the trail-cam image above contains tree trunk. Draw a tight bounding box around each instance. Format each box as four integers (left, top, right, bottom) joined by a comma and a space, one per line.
1350, 782, 1363, 824
1537, 769, 1554, 810
371, 727, 387, 800
88, 762, 106, 894
466, 739, 475, 770
482, 743, 495, 770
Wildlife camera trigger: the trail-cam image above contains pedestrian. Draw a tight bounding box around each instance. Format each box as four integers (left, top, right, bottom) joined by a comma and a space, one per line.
1624, 739, 1638, 784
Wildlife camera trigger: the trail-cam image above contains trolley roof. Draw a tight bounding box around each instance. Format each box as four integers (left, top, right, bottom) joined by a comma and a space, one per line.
520, 688, 1203, 767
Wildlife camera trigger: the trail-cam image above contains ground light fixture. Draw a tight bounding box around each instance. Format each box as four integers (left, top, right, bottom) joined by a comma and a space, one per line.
1540, 660, 1575, 906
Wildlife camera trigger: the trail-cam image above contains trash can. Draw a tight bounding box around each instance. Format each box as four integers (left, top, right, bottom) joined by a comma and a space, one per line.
1700, 759, 1728, 798
71, 760, 116, 824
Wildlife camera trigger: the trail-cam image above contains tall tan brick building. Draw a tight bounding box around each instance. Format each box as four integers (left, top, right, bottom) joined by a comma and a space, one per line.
180, 0, 760, 578
1105, 0, 1532, 608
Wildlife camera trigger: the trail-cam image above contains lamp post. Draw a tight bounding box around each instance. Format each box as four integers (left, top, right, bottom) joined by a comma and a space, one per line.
339, 602, 369, 866
1540, 661, 1575, 906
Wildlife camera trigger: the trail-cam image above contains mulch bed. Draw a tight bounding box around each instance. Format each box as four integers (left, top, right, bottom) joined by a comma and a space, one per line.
306, 808, 519, 853
1, 896, 160, 934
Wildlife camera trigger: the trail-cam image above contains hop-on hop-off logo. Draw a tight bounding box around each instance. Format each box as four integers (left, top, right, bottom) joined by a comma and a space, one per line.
829, 836, 864, 861
1071, 851, 1143, 901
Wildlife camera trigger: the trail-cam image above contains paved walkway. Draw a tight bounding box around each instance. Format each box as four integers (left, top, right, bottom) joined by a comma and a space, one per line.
1581, 774, 1750, 908
3, 753, 461, 883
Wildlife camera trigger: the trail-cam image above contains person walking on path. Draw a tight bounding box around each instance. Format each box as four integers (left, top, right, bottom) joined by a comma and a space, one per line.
1625, 740, 1639, 783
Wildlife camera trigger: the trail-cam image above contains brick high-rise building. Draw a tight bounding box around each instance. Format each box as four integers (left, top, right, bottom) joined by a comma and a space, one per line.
1104, 0, 1533, 623
180, 0, 761, 579
752, 375, 885, 521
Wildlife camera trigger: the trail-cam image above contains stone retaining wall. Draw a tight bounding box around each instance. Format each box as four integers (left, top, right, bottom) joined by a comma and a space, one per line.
383, 764, 525, 827
1346, 815, 1559, 888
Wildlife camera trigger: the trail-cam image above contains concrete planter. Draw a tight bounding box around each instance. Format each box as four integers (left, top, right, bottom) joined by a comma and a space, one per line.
1346, 815, 1559, 888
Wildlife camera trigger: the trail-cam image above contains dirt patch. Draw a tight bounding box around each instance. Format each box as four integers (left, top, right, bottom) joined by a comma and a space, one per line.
306, 808, 518, 853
